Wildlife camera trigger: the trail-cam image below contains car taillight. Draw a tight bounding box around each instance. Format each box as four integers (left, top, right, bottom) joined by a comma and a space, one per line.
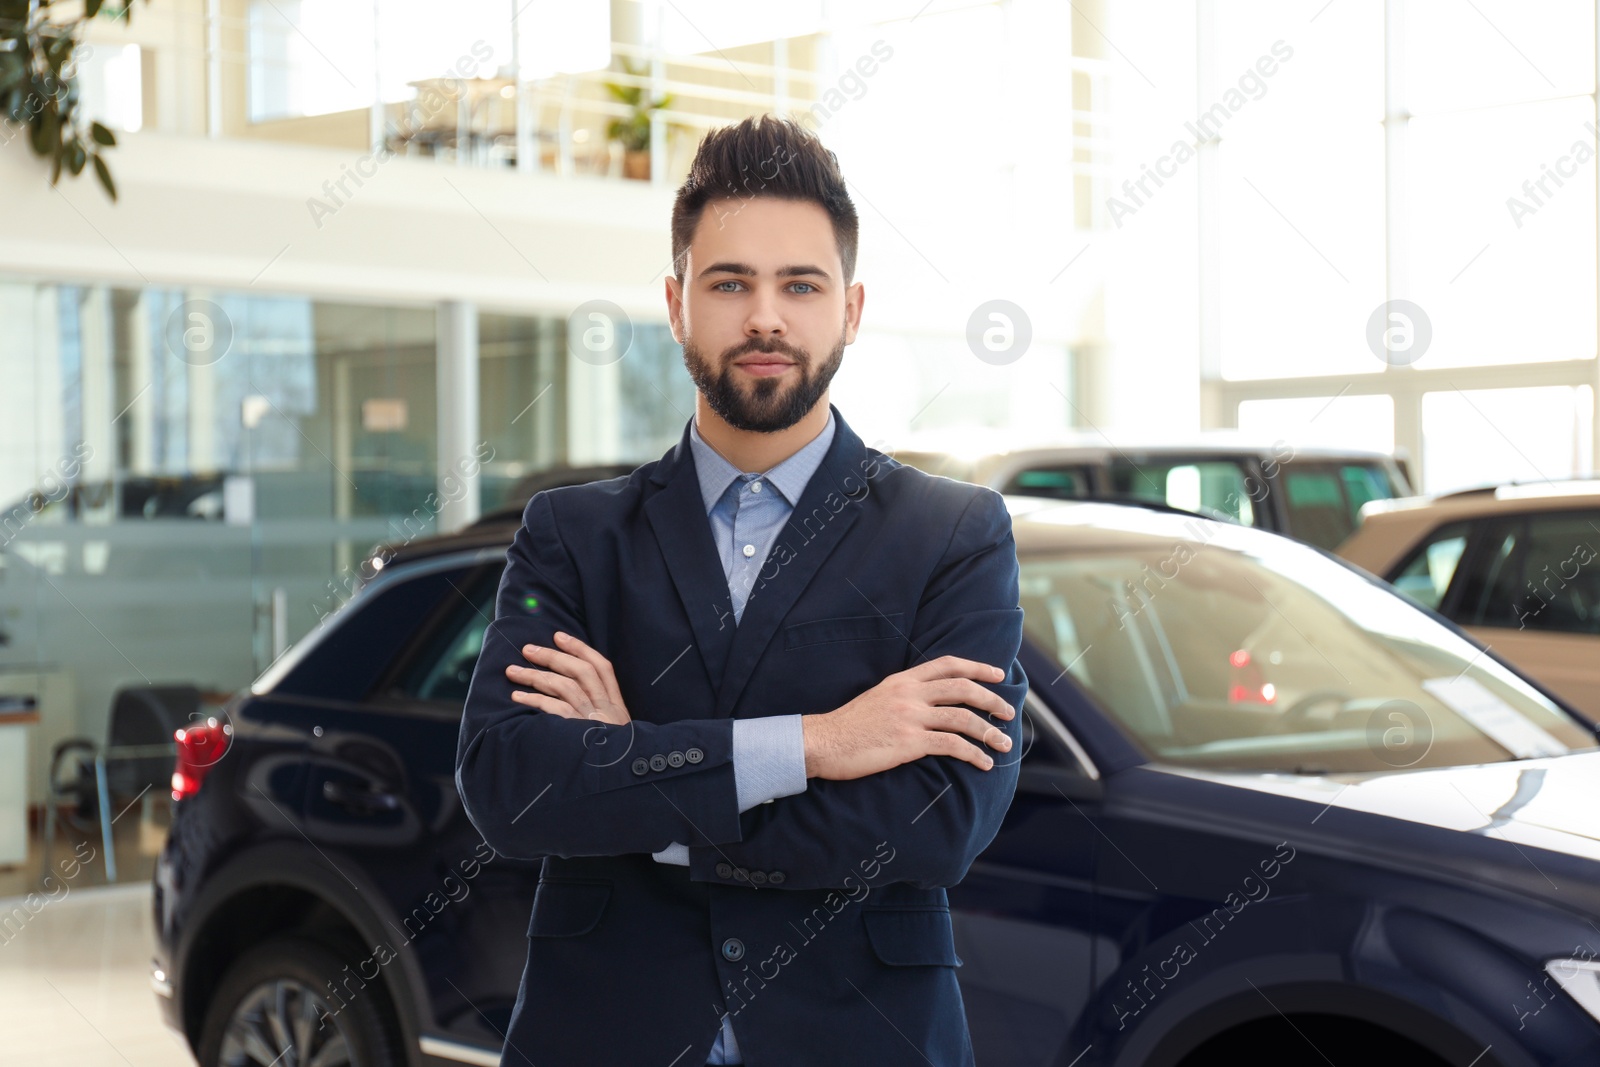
1227, 649, 1277, 704
172, 718, 232, 801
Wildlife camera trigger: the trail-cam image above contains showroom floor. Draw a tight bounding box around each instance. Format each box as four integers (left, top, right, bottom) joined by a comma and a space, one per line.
0, 802, 191, 1065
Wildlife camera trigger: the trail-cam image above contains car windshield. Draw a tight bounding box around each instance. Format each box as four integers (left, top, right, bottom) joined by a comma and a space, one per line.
1019, 520, 1597, 773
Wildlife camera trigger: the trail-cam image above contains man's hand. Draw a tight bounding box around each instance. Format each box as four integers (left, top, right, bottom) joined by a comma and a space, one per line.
802, 655, 1015, 781
505, 632, 632, 726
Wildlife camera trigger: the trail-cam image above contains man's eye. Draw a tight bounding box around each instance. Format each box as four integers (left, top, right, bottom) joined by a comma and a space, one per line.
790, 283, 816, 295
713, 280, 742, 293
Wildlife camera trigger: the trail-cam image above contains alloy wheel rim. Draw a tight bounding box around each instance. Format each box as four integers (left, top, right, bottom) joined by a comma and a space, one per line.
219, 977, 354, 1067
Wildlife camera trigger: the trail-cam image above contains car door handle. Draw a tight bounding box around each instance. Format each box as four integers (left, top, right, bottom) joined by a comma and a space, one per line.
322, 780, 401, 812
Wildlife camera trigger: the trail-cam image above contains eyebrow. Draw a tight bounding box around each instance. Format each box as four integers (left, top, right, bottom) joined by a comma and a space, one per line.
697, 261, 832, 282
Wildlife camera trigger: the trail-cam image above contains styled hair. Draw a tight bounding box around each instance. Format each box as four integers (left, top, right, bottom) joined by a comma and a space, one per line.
670, 114, 859, 286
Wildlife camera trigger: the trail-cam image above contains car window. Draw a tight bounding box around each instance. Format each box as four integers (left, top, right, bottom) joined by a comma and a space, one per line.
1453, 517, 1525, 629
999, 466, 1095, 500
1341, 463, 1396, 516
1456, 511, 1600, 635
1105, 459, 1256, 527
1017, 526, 1596, 774
1388, 520, 1472, 612
1280, 462, 1401, 551
392, 567, 497, 704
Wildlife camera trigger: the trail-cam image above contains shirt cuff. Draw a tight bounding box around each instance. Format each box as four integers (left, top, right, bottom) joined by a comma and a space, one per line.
732, 714, 808, 813
650, 716, 807, 866
652, 841, 690, 865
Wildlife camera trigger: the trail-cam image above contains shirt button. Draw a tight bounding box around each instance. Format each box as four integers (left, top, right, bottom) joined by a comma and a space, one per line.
722, 938, 745, 962
742, 544, 755, 558
751, 481, 763, 493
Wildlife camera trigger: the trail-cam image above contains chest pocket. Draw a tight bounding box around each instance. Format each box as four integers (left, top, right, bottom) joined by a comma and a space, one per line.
784, 612, 905, 650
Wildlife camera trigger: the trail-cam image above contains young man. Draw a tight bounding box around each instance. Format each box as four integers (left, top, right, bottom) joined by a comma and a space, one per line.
455, 114, 1027, 1066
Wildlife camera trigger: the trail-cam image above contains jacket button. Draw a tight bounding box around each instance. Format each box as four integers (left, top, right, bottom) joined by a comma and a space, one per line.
715, 862, 733, 879
631, 758, 649, 776
685, 747, 704, 764
649, 754, 667, 772
667, 750, 685, 768
733, 867, 749, 882
722, 938, 745, 962
768, 871, 785, 885
749, 870, 768, 885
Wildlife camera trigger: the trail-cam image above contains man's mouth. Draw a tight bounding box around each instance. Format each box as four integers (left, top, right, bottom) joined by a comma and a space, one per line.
733, 352, 796, 375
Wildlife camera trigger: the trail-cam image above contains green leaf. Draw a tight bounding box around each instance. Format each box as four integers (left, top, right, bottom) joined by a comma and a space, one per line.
92, 152, 115, 200
90, 120, 113, 145
86, 0, 104, 16
67, 137, 84, 174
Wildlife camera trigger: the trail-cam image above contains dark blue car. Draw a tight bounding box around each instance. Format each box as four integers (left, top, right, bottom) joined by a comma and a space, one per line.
152, 497, 1600, 1067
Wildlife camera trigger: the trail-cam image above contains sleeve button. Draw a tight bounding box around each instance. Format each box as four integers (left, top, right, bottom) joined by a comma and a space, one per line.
749, 870, 768, 885
685, 747, 704, 764
667, 750, 685, 768
715, 862, 733, 879
631, 758, 649, 776
768, 871, 785, 885
649, 754, 667, 772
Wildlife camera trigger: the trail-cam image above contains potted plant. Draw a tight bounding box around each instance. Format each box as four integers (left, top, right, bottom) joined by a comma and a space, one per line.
603, 57, 675, 180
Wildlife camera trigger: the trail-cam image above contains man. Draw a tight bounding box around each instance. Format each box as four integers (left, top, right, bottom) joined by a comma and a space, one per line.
455, 114, 1027, 1066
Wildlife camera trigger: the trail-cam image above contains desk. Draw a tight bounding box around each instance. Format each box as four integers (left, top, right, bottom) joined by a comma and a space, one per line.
0, 697, 39, 866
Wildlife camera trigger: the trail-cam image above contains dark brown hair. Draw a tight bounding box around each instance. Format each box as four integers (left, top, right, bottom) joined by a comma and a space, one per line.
670, 114, 859, 286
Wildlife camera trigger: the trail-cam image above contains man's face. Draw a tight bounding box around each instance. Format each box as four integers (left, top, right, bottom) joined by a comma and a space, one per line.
667, 196, 863, 433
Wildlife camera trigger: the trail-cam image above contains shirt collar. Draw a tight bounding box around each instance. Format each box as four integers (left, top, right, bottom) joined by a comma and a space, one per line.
687, 408, 836, 514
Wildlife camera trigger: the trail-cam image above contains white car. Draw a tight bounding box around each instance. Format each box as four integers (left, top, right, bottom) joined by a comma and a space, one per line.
1337, 480, 1600, 719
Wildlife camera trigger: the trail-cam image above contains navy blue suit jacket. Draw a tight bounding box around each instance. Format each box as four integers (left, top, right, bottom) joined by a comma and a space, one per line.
455, 403, 1028, 1066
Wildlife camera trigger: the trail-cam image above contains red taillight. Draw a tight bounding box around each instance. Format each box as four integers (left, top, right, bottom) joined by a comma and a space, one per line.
172, 718, 232, 801
1226, 649, 1277, 705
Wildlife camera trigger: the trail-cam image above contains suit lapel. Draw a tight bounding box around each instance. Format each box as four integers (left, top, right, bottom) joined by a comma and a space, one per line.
644, 404, 875, 718
644, 420, 739, 696
714, 405, 869, 717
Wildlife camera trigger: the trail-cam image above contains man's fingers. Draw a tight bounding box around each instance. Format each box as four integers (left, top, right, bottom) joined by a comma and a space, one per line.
921, 704, 1013, 754
923, 677, 1015, 720
521, 643, 606, 707
904, 654, 1007, 686
506, 664, 589, 712
922, 728, 996, 771
510, 690, 581, 719
553, 632, 626, 709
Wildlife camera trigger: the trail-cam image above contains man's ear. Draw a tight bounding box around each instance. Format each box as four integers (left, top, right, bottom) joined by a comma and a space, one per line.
665, 274, 685, 344
843, 280, 865, 345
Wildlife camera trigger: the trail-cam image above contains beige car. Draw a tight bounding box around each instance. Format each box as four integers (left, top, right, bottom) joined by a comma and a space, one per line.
1336, 480, 1600, 720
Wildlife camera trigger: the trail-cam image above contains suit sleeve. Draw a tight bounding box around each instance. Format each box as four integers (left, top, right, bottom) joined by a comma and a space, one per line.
455, 489, 746, 860
684, 487, 1028, 891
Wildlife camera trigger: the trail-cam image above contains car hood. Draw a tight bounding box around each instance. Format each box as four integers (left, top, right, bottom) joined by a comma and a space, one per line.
1158, 750, 1600, 863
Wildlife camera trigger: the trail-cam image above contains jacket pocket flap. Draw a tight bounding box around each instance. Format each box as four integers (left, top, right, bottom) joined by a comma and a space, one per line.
862, 907, 963, 967
785, 612, 905, 650
527, 880, 611, 938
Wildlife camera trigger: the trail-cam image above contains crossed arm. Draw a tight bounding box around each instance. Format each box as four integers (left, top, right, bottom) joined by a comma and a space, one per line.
455, 487, 1027, 890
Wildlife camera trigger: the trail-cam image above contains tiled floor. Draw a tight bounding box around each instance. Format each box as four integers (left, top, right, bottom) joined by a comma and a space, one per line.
0, 881, 195, 1065
0, 800, 188, 1065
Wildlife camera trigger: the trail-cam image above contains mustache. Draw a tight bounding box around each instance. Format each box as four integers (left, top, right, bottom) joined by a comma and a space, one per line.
726, 339, 804, 363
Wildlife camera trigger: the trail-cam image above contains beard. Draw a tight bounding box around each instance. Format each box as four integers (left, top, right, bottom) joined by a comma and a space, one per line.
681, 326, 846, 433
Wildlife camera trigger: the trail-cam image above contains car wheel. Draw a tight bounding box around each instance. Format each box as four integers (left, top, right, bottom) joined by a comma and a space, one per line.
196, 937, 402, 1067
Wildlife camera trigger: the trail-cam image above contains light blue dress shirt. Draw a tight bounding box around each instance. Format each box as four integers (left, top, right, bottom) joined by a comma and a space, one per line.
651, 409, 835, 1064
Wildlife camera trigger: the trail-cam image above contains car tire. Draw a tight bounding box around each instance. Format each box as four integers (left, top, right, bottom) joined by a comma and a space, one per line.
195, 936, 403, 1067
